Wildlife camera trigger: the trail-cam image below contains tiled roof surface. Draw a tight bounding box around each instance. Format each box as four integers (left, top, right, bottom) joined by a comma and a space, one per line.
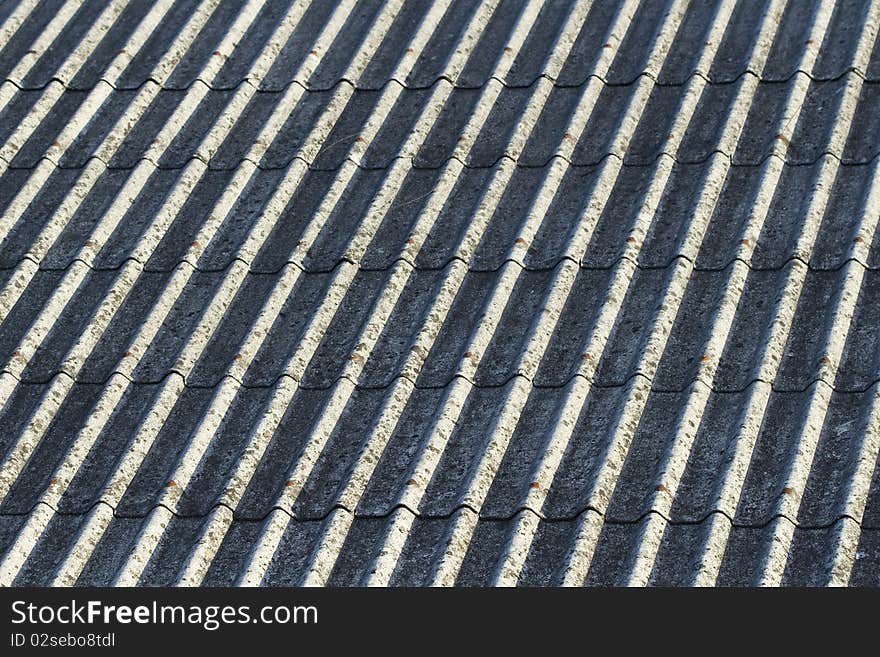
0, 0, 879, 586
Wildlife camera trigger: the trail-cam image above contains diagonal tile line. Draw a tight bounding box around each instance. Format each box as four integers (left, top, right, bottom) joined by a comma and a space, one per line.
828, 380, 880, 585
2, 213, 879, 282
0, 0, 314, 587
161, 0, 546, 588
223, 0, 600, 588
353, 0, 684, 589
490, 0, 744, 587
107, 0, 471, 588
40, 0, 392, 589
525, 0, 794, 586
561, 0, 838, 588
1, 0, 877, 588
0, 0, 220, 254
7, 495, 880, 533
0, 0, 275, 510
7, 352, 880, 406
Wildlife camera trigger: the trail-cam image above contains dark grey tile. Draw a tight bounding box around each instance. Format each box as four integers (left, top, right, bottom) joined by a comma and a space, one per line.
419, 383, 511, 515
0, 168, 82, 268
542, 382, 637, 517
403, 0, 480, 88
603, 390, 691, 522
355, 387, 445, 514
603, 0, 674, 84
137, 515, 204, 586
0, 514, 29, 566
76, 271, 175, 382
584, 517, 646, 586
532, 267, 615, 386
518, 516, 581, 586
836, 272, 880, 391
782, 521, 843, 586
241, 272, 335, 387
257, 0, 341, 90
812, 0, 872, 81
504, 0, 571, 87
389, 515, 450, 586
656, 0, 719, 84
733, 386, 827, 525
709, 0, 770, 82
797, 386, 880, 525
113, 385, 215, 515
260, 515, 327, 586
0, 0, 67, 83
355, 0, 431, 89
481, 386, 574, 517
162, 0, 248, 90
290, 387, 387, 518
326, 514, 389, 585
76, 515, 144, 585
14, 512, 88, 586
843, 82, 880, 163
0, 271, 66, 368
67, 0, 157, 90
57, 383, 165, 513
455, 514, 515, 586
810, 163, 878, 270
18, 0, 112, 89
759, 0, 820, 82
306, 0, 385, 91
850, 529, 880, 586
114, 0, 201, 88
233, 386, 336, 519
667, 387, 752, 521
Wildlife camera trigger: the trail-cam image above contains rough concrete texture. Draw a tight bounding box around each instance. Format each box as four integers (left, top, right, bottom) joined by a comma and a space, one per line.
0, 0, 879, 586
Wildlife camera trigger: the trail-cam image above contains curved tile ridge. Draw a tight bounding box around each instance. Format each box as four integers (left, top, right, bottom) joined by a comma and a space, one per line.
2, 503, 876, 586
2, 240, 879, 279
6, 118, 880, 174
2, 63, 879, 94
2, 0, 880, 93
4, 496, 878, 529
0, 0, 99, 116
3, 283, 880, 393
